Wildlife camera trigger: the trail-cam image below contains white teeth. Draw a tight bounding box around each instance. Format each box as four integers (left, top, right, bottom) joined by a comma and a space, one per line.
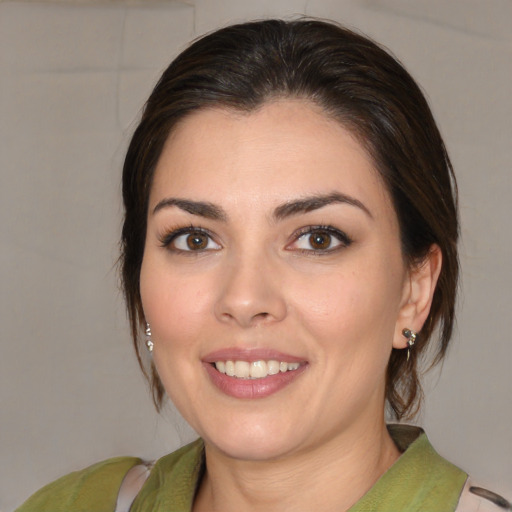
214, 359, 301, 379
234, 360, 250, 378
250, 360, 267, 378
267, 360, 280, 375
225, 360, 235, 377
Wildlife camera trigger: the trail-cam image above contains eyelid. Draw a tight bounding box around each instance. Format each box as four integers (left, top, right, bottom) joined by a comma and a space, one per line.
158, 225, 221, 252
286, 225, 352, 253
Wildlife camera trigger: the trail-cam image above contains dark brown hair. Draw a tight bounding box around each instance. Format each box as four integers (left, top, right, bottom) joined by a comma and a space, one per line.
121, 19, 459, 419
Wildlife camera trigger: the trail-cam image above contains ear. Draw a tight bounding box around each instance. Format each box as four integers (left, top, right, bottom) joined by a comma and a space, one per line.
393, 245, 443, 349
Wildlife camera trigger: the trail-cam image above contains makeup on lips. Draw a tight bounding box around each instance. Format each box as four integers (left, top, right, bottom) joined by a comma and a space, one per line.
202, 349, 307, 399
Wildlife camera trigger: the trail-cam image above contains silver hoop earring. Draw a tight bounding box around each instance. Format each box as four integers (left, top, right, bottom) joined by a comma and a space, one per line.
402, 328, 417, 362
145, 323, 154, 353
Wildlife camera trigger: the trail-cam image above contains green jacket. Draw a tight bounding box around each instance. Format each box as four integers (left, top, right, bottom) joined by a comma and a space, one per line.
16, 425, 468, 512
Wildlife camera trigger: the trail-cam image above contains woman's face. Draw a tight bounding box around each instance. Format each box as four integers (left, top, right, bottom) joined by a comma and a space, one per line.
140, 100, 412, 460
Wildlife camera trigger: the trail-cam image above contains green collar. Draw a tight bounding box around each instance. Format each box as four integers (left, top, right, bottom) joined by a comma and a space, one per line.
135, 425, 467, 512
349, 425, 467, 512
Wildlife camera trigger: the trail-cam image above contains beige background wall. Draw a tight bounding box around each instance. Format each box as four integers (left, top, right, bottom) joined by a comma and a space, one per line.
1, 0, 511, 510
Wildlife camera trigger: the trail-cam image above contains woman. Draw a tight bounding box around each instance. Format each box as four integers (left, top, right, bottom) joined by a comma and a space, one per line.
16, 19, 510, 512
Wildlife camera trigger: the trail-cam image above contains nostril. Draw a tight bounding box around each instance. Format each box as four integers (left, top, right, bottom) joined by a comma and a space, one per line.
253, 312, 271, 321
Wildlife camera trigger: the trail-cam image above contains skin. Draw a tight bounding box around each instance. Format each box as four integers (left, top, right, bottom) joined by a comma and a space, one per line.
140, 99, 441, 511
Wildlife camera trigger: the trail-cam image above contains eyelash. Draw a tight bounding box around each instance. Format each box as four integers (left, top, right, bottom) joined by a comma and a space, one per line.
288, 225, 353, 254
158, 224, 352, 254
158, 225, 219, 254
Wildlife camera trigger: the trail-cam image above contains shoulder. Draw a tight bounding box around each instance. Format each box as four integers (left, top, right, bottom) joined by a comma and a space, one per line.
386, 425, 511, 512
130, 439, 205, 511
15, 456, 142, 512
351, 425, 467, 511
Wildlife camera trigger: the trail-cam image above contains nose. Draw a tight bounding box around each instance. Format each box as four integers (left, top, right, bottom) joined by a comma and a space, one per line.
213, 252, 287, 328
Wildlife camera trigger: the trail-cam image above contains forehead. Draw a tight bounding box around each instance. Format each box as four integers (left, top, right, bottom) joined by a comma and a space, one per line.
150, 99, 393, 219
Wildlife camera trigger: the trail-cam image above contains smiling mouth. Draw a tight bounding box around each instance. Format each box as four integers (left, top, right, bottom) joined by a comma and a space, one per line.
213, 360, 301, 379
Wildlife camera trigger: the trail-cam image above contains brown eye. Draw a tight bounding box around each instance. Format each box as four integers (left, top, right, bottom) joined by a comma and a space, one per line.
186, 233, 208, 250
168, 229, 221, 252
289, 226, 352, 253
308, 231, 332, 250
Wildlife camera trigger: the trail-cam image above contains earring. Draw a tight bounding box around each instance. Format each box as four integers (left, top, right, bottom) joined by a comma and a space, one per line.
402, 328, 417, 361
145, 323, 154, 353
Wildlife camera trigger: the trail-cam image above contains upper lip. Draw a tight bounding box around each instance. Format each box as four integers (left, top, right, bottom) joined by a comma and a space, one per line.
202, 347, 306, 364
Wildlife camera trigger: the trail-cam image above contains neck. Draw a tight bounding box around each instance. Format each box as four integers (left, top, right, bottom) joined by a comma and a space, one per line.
193, 419, 400, 512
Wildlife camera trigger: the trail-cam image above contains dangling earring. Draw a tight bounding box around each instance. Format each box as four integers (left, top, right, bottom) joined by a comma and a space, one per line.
145, 323, 154, 353
402, 328, 417, 361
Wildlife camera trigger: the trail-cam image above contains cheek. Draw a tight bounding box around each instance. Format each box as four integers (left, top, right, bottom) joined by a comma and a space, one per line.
140, 255, 214, 345
290, 264, 403, 354
140, 256, 215, 412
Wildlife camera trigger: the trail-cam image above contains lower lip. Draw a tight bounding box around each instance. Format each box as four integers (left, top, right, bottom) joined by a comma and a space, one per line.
203, 363, 307, 399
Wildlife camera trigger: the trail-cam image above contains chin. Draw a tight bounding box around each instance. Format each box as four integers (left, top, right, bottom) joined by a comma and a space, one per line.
210, 436, 296, 462
200, 416, 306, 462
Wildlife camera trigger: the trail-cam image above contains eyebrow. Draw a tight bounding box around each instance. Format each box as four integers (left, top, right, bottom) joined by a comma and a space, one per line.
153, 198, 227, 221
152, 192, 371, 221
273, 192, 372, 220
